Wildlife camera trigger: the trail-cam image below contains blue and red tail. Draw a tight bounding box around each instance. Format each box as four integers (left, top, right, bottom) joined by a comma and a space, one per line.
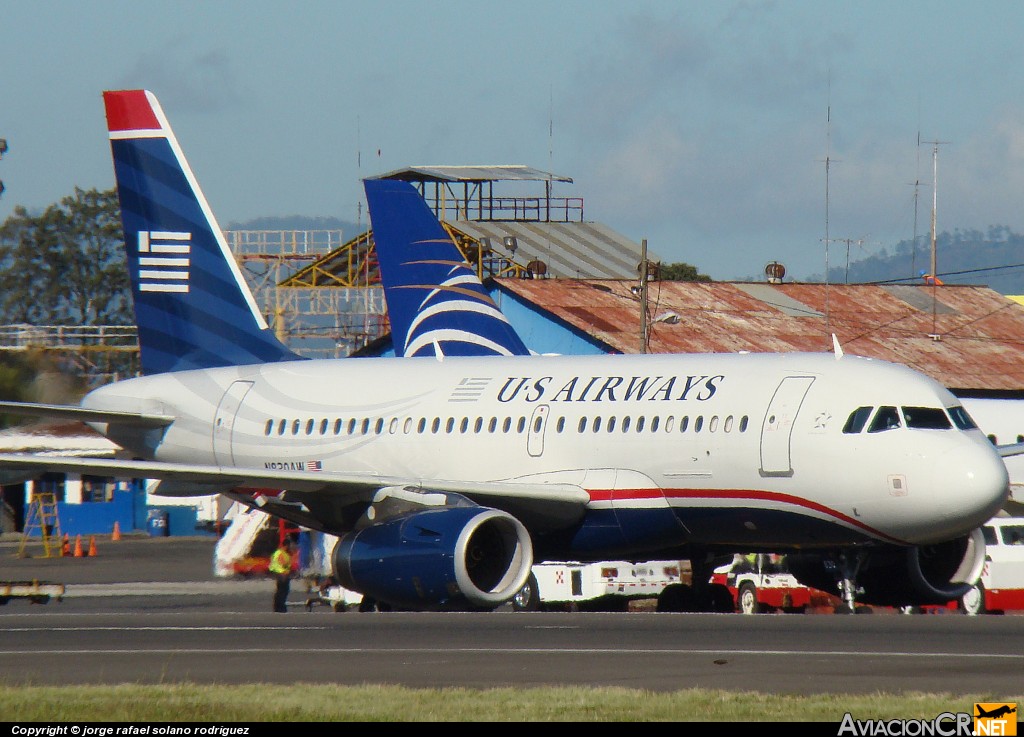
103, 90, 301, 375
363, 178, 530, 358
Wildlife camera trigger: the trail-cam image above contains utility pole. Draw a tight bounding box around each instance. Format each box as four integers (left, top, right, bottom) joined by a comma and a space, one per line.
834, 237, 865, 284
0, 137, 7, 199
639, 238, 649, 354
921, 139, 948, 337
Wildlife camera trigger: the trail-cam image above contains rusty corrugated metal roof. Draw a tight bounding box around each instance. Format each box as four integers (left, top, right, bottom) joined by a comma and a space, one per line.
493, 279, 1024, 392
372, 165, 573, 183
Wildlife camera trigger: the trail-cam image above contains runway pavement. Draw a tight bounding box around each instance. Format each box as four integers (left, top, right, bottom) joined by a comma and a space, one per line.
0, 533, 273, 611
1, 534, 1023, 695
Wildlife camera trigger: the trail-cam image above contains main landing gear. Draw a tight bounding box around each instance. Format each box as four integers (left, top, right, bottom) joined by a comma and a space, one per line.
655, 552, 734, 613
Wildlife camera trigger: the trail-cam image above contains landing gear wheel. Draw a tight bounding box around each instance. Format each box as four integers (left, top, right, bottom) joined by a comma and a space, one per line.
358, 597, 391, 612
656, 583, 694, 612
959, 582, 986, 616
738, 582, 761, 614
708, 583, 736, 613
512, 573, 541, 612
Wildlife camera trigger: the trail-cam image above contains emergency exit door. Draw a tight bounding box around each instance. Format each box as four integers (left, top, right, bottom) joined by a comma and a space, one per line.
759, 376, 814, 476
213, 380, 254, 465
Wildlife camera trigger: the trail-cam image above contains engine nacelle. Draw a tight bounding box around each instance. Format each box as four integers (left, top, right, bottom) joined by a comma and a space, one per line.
332, 505, 533, 611
787, 528, 987, 607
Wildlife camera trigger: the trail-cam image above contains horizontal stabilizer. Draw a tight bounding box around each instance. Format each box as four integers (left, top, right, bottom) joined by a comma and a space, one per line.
0, 401, 174, 428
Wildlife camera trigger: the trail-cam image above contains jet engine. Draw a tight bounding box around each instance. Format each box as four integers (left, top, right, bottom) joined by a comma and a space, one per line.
332, 505, 534, 611
786, 528, 987, 607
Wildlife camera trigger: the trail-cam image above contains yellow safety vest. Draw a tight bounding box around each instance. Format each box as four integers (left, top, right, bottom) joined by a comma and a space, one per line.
269, 548, 291, 575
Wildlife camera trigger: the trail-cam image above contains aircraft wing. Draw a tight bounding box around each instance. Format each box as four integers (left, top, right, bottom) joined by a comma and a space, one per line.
0, 401, 174, 428
0, 452, 589, 533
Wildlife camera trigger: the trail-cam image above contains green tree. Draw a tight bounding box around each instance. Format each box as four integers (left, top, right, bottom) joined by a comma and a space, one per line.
0, 187, 130, 325
655, 261, 712, 282
0, 187, 136, 387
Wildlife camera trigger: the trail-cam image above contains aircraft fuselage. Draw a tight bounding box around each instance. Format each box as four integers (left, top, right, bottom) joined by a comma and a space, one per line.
83, 350, 1008, 560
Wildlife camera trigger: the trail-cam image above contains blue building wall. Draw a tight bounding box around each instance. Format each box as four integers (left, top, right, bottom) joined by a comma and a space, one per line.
489, 285, 611, 356
23, 481, 208, 539
55, 488, 138, 538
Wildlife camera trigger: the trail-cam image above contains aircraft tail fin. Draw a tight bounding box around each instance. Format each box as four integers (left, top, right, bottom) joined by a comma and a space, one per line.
363, 178, 530, 357
103, 90, 302, 374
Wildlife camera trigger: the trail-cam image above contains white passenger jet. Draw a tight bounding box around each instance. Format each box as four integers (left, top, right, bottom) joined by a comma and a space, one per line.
0, 90, 1009, 612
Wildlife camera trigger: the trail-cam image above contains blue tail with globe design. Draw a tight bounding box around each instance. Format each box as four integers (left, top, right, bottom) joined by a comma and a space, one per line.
363, 178, 530, 358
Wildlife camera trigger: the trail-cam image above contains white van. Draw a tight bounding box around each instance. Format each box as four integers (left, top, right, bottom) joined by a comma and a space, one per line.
958, 516, 1024, 615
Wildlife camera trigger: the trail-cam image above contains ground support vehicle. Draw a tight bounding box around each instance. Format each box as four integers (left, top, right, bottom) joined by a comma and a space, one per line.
512, 560, 687, 612
710, 554, 841, 614
0, 580, 64, 605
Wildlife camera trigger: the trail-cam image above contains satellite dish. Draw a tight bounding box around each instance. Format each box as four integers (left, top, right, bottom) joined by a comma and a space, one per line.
527, 259, 547, 277
764, 261, 786, 283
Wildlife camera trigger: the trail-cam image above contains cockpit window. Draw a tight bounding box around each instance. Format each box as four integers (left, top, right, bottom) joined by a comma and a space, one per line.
843, 406, 873, 434
948, 405, 979, 430
902, 407, 952, 430
867, 406, 901, 433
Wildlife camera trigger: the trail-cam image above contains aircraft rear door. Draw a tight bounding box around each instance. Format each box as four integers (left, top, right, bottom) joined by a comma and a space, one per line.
759, 376, 814, 476
213, 380, 254, 466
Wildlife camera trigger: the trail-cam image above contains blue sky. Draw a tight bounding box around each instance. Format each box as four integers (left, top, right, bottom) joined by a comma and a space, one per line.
3, 1, 1024, 280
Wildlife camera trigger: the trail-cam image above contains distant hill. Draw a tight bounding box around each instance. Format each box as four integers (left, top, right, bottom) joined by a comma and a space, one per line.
225, 215, 362, 236
803, 226, 1024, 295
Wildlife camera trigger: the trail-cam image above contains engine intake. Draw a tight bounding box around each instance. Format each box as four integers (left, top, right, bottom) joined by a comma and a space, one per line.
787, 527, 987, 607
333, 505, 533, 610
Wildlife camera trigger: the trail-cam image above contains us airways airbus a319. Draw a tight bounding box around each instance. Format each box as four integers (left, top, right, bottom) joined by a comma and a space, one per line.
0, 90, 1008, 613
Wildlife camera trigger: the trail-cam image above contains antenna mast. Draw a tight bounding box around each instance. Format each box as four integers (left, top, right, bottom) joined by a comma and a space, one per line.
921, 138, 948, 336
820, 96, 839, 348
910, 131, 921, 279
639, 238, 649, 354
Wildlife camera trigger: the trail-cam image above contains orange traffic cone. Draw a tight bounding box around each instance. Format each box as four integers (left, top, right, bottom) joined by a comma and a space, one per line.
73, 535, 83, 557
88, 536, 97, 557
62, 534, 70, 557
112, 521, 121, 541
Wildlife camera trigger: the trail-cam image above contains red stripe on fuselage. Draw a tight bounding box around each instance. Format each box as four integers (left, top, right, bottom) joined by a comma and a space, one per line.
587, 486, 905, 544
103, 90, 161, 132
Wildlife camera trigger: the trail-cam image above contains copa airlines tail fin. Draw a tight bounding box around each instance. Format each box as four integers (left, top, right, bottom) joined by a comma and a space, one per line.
363, 178, 530, 358
103, 90, 302, 375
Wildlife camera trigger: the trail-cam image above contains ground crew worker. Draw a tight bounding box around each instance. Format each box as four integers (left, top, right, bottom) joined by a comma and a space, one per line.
269, 537, 297, 613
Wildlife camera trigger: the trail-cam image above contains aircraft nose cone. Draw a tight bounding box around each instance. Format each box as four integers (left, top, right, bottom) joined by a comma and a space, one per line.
935, 441, 1008, 532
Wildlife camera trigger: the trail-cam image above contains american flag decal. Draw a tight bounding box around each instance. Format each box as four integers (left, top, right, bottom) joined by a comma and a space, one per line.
308, 460, 323, 471
138, 230, 191, 293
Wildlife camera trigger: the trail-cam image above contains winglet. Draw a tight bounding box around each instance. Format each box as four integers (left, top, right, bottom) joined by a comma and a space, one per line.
832, 333, 844, 359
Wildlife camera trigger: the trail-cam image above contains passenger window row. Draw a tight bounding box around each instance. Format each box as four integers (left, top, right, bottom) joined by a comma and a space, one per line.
564, 414, 749, 435
262, 413, 751, 437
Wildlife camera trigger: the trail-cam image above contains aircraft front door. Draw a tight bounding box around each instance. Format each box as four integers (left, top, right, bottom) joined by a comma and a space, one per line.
212, 380, 254, 466
759, 376, 815, 476
527, 404, 550, 457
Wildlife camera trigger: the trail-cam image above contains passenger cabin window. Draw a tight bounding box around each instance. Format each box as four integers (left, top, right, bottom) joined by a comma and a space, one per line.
843, 406, 873, 434
948, 405, 978, 430
867, 406, 901, 433
902, 407, 952, 430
